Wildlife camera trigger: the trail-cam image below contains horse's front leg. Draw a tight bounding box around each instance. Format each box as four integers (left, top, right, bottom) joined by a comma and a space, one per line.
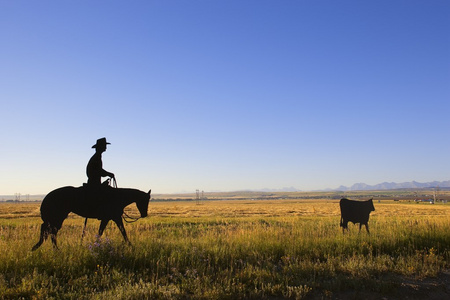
81, 218, 88, 242
98, 219, 110, 237
113, 217, 131, 245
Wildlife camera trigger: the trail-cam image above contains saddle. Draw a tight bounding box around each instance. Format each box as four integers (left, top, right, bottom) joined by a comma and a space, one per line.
81, 181, 114, 204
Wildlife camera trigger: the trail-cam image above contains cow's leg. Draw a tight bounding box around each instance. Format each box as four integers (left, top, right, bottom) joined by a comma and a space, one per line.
113, 217, 131, 245
364, 223, 370, 234
359, 223, 363, 233
98, 219, 110, 237
342, 221, 348, 234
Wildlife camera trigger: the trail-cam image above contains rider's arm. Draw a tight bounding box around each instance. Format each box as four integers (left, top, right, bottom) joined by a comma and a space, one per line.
101, 169, 115, 178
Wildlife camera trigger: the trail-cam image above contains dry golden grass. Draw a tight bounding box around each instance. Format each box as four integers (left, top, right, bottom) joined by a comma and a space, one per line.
144, 199, 450, 218
0, 202, 41, 219
2, 199, 450, 217
0, 199, 449, 299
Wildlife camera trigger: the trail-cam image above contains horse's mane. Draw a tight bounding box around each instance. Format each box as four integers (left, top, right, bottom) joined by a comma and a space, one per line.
75, 186, 145, 194
115, 187, 146, 195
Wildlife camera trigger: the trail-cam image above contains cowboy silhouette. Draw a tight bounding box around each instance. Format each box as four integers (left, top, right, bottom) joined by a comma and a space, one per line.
87, 138, 115, 186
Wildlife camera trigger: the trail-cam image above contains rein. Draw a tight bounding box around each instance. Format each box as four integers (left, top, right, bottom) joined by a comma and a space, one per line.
110, 177, 118, 188
122, 211, 141, 223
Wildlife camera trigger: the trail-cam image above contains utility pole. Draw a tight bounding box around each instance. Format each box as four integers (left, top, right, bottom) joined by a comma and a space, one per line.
434, 186, 440, 203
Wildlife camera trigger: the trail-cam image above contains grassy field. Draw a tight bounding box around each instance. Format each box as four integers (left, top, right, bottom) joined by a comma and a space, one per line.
0, 198, 449, 299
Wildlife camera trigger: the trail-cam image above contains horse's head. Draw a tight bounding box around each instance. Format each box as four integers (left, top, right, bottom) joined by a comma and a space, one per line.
136, 189, 151, 218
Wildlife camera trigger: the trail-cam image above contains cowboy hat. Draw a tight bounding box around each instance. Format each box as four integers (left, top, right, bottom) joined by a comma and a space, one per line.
92, 137, 111, 148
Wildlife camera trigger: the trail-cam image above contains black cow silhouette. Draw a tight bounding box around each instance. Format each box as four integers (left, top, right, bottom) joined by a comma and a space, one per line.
339, 198, 375, 234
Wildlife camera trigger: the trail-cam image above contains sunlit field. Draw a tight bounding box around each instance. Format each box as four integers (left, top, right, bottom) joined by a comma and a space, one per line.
0, 199, 449, 299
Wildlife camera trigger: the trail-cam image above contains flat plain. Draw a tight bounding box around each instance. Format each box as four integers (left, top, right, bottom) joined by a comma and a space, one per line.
0, 192, 449, 299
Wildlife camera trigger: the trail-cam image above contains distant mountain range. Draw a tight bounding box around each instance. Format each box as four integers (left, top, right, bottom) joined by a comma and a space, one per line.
330, 180, 450, 191
254, 180, 450, 193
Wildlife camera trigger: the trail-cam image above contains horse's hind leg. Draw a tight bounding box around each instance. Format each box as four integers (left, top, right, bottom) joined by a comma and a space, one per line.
49, 218, 65, 250
50, 226, 60, 250
32, 222, 50, 251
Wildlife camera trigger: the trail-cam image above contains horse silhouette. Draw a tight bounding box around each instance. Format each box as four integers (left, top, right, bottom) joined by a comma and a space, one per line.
32, 186, 151, 251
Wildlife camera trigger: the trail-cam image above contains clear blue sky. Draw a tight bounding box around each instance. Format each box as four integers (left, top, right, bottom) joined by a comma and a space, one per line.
1, 1, 449, 195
